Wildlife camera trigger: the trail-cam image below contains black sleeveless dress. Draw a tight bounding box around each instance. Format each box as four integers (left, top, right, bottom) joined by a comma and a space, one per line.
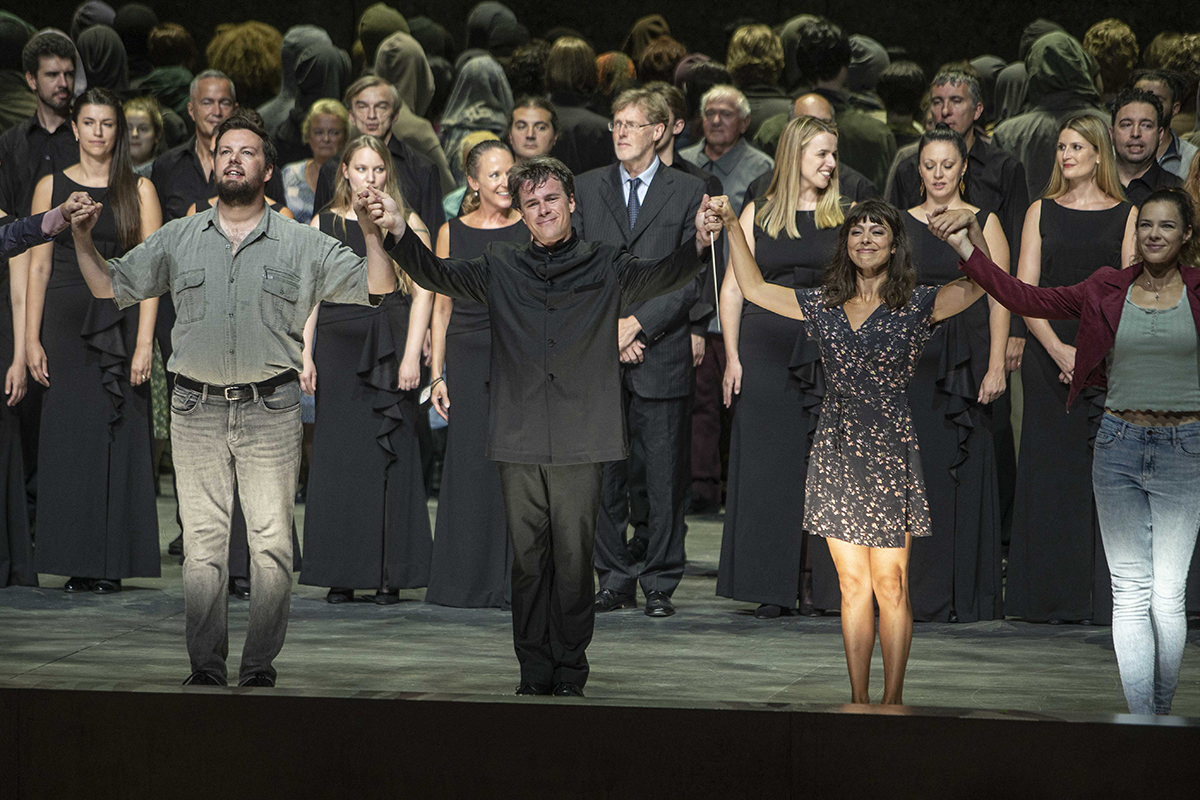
0, 214, 35, 587
425, 216, 529, 608
34, 174, 159, 580
1006, 200, 1130, 624
716, 210, 837, 609
299, 213, 432, 590
903, 210, 1003, 622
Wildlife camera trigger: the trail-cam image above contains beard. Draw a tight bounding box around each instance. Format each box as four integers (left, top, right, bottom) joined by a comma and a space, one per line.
216, 173, 263, 207
41, 90, 71, 117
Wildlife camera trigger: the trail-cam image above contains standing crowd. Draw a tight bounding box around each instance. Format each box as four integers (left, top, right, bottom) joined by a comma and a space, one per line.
1, 4, 1199, 714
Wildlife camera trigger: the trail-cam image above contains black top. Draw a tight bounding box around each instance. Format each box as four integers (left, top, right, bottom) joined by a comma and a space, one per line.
151, 136, 286, 222
389, 227, 707, 464
1039, 199, 1132, 288
904, 209, 990, 285
751, 210, 840, 316
0, 115, 78, 214
313, 134, 445, 234
446, 216, 529, 336
1123, 158, 1181, 208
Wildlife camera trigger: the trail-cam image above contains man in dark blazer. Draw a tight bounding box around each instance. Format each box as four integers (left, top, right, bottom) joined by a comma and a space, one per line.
376, 158, 719, 696
573, 88, 708, 618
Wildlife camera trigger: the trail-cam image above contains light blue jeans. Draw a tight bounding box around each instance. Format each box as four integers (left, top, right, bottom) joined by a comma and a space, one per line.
1092, 414, 1200, 714
171, 380, 302, 683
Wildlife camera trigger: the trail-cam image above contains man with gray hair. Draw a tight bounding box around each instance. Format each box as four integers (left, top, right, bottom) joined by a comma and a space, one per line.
680, 85, 774, 216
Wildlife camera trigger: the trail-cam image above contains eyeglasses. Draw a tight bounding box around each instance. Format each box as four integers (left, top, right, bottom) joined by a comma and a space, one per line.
609, 121, 655, 133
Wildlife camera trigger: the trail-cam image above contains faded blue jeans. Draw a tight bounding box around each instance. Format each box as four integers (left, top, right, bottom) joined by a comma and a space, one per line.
171, 379, 302, 684
1092, 414, 1200, 714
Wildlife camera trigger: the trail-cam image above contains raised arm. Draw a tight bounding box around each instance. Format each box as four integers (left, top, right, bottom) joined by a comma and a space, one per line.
352, 190, 400, 295
713, 196, 803, 321
928, 208, 990, 323
69, 198, 116, 299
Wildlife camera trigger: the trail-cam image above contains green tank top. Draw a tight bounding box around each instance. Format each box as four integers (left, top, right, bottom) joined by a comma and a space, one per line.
1105, 287, 1200, 412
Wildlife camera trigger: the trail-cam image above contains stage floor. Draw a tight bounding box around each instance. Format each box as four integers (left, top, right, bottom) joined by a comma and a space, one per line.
2, 496, 1198, 718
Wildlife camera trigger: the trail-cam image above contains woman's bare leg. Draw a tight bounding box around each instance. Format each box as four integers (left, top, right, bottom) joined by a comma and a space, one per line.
870, 533, 913, 704
826, 538, 875, 703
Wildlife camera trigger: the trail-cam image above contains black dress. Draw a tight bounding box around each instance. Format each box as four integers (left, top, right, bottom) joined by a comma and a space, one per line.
0, 215, 35, 587
425, 216, 529, 608
717, 211, 837, 608
903, 210, 1003, 622
33, 174, 159, 580
1006, 200, 1130, 624
299, 214, 432, 590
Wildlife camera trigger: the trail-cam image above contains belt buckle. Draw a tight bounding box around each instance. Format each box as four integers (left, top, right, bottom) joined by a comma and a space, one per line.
223, 385, 239, 401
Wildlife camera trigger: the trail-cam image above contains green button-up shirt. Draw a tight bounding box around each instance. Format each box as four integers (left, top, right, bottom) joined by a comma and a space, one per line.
109, 206, 374, 385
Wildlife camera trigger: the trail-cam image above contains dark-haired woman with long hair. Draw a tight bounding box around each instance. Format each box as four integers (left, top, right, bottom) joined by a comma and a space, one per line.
713, 194, 992, 704
935, 187, 1200, 715
25, 87, 162, 593
298, 135, 434, 605
900, 123, 1010, 622
425, 139, 529, 608
1006, 115, 1136, 626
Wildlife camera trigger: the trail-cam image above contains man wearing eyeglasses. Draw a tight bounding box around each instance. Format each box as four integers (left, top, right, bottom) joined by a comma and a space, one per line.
679, 85, 774, 218
573, 88, 708, 619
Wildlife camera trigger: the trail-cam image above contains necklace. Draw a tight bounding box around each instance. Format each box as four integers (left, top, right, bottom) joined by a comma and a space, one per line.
1142, 272, 1178, 302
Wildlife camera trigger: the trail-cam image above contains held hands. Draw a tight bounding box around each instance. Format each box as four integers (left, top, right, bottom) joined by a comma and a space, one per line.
694, 194, 727, 248
709, 195, 739, 226
70, 197, 103, 237
361, 186, 405, 237
926, 207, 978, 257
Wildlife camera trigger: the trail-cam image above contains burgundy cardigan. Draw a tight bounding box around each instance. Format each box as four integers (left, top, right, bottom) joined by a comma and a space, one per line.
958, 247, 1200, 408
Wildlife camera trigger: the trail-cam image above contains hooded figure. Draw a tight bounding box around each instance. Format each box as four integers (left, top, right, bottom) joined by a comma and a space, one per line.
439, 55, 513, 184
993, 18, 1065, 123
465, 2, 516, 51
376, 31, 455, 192
621, 14, 669, 63
112, 3, 157, 82
779, 14, 819, 93
848, 34, 889, 112
969, 54, 1007, 128
993, 32, 1106, 198
265, 28, 352, 167
258, 26, 337, 138
77, 24, 129, 92
358, 3, 409, 69
0, 12, 37, 135
70, 1, 115, 42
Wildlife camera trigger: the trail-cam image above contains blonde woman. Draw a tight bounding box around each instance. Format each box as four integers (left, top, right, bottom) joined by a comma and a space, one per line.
1006, 114, 1137, 626
717, 116, 843, 618
282, 98, 349, 223
298, 135, 435, 604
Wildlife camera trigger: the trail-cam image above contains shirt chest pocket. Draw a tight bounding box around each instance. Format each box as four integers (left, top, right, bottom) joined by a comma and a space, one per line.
260, 268, 301, 332
173, 269, 207, 324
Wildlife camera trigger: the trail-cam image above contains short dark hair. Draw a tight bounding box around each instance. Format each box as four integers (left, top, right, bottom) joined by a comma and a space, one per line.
1131, 68, 1186, 119
148, 22, 196, 70
507, 156, 574, 206
918, 122, 968, 162
1112, 86, 1165, 130
213, 111, 277, 169
877, 61, 927, 118
644, 81, 687, 127
506, 40, 551, 98
509, 95, 558, 134
638, 36, 687, 85
22, 31, 76, 77
795, 18, 851, 85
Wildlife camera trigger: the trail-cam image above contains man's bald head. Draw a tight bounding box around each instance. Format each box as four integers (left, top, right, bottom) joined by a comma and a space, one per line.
793, 93, 835, 122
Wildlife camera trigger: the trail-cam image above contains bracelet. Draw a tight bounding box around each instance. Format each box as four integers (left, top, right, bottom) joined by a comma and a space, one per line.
430, 377, 445, 388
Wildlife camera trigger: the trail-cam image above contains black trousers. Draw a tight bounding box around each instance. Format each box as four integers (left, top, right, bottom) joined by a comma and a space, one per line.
498, 461, 604, 690
594, 391, 691, 597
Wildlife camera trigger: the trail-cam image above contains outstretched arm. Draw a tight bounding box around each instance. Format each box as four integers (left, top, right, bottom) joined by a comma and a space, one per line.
928, 208, 989, 323
714, 196, 803, 321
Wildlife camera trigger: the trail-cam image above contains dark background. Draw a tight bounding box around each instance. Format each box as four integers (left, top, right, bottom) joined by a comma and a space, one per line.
10, 1, 1200, 78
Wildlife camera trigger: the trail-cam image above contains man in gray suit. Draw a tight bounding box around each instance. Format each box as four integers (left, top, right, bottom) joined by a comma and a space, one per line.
573, 88, 707, 618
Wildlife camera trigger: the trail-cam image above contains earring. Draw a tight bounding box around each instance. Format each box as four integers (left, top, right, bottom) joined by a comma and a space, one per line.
919, 182, 925, 197
959, 176, 966, 194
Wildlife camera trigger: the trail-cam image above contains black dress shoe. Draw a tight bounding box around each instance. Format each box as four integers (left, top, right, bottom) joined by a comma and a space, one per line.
238, 673, 275, 687
93, 579, 122, 594
754, 603, 784, 619
644, 591, 675, 617
230, 578, 250, 600
182, 671, 226, 686
552, 682, 584, 697
326, 588, 354, 604
374, 588, 400, 605
626, 536, 649, 562
64, 577, 94, 593
515, 683, 552, 696
594, 587, 637, 612
167, 533, 184, 556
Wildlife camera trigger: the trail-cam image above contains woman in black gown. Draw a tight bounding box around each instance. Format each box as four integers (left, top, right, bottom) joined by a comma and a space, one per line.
25, 87, 162, 592
1006, 115, 1136, 625
299, 135, 434, 604
716, 117, 842, 618
0, 213, 35, 587
901, 125, 1010, 622
425, 140, 529, 608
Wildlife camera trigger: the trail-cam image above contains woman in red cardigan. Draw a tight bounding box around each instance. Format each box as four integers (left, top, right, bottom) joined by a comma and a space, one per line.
932, 188, 1200, 715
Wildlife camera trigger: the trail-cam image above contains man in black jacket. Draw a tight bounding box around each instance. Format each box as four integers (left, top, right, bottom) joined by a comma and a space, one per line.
573, 88, 708, 619
374, 157, 719, 696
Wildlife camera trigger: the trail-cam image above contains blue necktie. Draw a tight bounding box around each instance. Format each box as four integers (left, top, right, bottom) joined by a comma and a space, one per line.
627, 177, 641, 230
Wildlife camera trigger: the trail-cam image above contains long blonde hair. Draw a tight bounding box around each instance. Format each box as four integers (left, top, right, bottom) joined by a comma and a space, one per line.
329, 135, 411, 292
1042, 114, 1127, 202
755, 116, 843, 238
